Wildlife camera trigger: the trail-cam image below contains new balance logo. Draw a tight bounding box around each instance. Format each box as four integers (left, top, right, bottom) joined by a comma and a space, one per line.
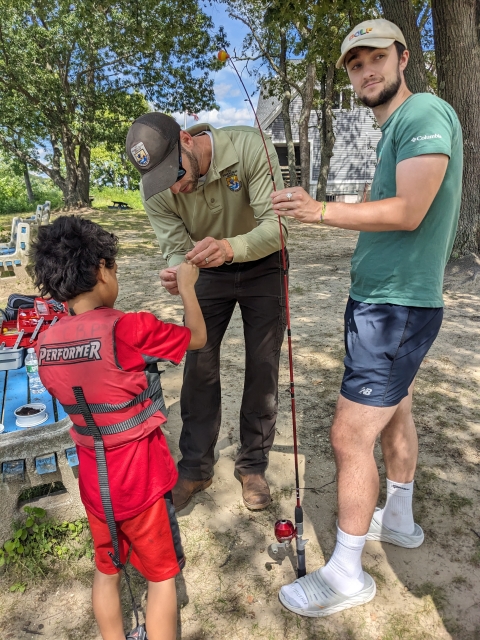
359, 387, 372, 396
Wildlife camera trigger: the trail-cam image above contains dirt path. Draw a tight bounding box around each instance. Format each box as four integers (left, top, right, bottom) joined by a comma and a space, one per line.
1, 210, 479, 640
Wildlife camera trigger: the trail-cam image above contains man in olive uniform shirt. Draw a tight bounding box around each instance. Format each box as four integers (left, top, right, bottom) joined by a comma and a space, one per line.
126, 113, 287, 512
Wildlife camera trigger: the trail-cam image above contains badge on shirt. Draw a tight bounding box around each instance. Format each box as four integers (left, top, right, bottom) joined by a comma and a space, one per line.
131, 141, 150, 167
223, 169, 242, 192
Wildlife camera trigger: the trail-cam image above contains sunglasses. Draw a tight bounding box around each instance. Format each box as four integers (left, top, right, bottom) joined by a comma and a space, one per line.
176, 154, 186, 183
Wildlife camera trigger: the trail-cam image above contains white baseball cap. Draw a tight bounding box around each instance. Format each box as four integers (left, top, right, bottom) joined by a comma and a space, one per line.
336, 19, 407, 69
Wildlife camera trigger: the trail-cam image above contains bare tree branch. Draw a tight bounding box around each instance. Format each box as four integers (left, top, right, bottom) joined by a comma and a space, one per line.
228, 11, 304, 95
417, 3, 431, 32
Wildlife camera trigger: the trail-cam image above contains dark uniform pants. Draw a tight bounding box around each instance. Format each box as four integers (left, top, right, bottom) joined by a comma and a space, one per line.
178, 250, 287, 481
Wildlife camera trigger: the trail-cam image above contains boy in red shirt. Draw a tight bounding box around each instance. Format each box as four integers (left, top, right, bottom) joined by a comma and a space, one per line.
32, 216, 206, 640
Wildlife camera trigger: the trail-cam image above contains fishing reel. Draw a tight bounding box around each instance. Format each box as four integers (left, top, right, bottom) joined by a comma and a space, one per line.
271, 515, 308, 577
271, 519, 297, 553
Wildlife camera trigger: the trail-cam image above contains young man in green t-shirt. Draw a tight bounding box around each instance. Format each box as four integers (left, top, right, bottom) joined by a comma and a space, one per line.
271, 18, 463, 617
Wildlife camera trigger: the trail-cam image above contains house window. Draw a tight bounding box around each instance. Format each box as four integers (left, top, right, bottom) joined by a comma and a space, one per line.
274, 144, 301, 167
274, 144, 302, 187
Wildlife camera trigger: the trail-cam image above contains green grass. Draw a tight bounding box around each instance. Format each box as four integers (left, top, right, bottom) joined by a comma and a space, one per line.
470, 545, 480, 567
364, 563, 387, 589
443, 491, 473, 515
411, 582, 447, 610
90, 186, 142, 210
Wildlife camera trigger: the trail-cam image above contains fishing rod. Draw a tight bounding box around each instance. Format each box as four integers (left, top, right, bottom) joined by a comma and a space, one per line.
217, 50, 307, 578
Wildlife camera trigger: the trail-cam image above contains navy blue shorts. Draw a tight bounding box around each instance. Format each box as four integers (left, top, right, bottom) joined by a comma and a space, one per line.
340, 297, 443, 407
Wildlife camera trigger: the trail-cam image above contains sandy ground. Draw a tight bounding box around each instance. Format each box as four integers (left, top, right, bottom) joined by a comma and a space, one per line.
0, 210, 479, 640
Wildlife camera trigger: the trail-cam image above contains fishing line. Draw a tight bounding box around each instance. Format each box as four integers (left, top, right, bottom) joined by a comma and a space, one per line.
217, 50, 307, 577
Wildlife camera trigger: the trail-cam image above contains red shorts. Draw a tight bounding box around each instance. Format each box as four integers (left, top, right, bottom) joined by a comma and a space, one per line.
86, 492, 185, 582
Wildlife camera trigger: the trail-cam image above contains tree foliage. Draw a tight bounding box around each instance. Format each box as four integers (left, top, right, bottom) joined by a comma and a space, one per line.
0, 154, 62, 215
229, 0, 478, 256
90, 144, 139, 190
0, 0, 225, 207
228, 0, 376, 198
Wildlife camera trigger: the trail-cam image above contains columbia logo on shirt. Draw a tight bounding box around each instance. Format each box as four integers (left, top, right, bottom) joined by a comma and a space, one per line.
411, 133, 443, 142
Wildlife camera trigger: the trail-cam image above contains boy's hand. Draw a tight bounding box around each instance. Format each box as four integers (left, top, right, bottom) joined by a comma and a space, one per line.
159, 266, 180, 295
177, 262, 199, 292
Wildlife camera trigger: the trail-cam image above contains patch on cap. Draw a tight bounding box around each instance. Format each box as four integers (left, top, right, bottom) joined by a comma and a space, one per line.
131, 141, 150, 167
349, 27, 373, 41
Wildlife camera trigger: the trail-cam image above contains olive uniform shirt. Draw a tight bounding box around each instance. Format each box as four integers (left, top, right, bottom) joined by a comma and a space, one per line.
141, 124, 287, 267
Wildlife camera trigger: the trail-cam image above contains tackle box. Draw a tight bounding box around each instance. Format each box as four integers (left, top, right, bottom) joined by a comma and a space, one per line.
0, 298, 68, 349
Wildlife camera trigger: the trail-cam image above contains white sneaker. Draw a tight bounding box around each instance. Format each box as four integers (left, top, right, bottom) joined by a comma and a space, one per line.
366, 507, 424, 548
279, 568, 376, 618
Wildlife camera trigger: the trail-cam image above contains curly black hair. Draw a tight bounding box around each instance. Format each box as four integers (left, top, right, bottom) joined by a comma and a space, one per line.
32, 216, 118, 302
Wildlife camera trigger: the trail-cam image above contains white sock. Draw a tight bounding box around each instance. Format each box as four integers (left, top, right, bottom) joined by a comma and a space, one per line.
321, 526, 366, 595
376, 478, 415, 534
280, 527, 366, 608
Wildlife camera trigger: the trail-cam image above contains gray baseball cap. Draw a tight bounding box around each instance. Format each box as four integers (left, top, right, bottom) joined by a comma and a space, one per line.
126, 113, 181, 200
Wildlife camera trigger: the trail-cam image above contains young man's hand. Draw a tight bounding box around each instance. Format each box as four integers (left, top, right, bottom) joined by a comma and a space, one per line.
270, 155, 449, 232
177, 262, 199, 292
270, 187, 321, 223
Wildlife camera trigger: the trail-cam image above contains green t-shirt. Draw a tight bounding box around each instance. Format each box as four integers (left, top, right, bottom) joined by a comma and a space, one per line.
350, 93, 463, 307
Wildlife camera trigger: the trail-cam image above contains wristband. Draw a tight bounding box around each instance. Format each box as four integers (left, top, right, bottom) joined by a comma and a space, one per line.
318, 201, 327, 224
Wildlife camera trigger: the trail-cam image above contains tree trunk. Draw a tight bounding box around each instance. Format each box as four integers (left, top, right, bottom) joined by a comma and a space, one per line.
61, 128, 90, 208
280, 31, 297, 187
298, 61, 316, 193
316, 64, 336, 202
431, 0, 480, 256
23, 164, 34, 203
77, 142, 91, 205
380, 0, 428, 94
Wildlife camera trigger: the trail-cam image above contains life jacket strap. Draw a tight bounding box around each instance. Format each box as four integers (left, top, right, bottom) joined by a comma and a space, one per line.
72, 386, 140, 629
62, 376, 161, 414
71, 397, 167, 436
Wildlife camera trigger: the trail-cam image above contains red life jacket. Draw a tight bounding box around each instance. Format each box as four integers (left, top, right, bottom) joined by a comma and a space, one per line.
37, 307, 167, 450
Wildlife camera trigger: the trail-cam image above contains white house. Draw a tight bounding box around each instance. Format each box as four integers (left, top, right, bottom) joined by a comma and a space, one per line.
255, 88, 382, 201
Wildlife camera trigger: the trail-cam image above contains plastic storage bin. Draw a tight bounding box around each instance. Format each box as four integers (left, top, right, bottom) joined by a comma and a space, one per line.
0, 347, 25, 371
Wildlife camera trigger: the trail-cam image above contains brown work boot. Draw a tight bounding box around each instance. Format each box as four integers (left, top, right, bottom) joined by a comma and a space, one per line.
238, 473, 271, 510
172, 476, 212, 512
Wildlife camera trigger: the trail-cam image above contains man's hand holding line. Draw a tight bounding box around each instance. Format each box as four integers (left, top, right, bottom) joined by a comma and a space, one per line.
185, 236, 234, 268
159, 237, 235, 296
